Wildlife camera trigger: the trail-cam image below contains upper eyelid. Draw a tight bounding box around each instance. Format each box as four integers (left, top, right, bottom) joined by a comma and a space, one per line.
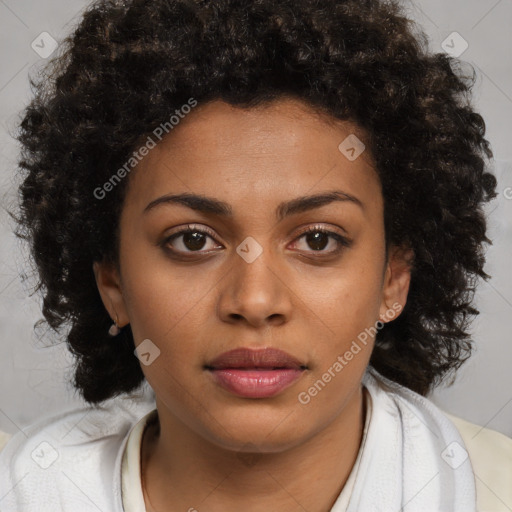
295, 224, 347, 237
166, 224, 216, 237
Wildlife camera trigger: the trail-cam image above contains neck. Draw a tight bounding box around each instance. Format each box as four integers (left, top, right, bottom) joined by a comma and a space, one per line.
141, 386, 367, 512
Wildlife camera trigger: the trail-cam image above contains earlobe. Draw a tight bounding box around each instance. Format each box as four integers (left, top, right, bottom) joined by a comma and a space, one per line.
379, 245, 414, 323
92, 260, 129, 327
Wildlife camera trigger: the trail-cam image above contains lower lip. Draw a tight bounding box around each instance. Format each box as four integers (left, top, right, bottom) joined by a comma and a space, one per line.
208, 368, 305, 398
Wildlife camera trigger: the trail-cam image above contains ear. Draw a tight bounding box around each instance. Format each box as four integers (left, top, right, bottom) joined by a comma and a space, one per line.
379, 245, 414, 323
92, 260, 130, 327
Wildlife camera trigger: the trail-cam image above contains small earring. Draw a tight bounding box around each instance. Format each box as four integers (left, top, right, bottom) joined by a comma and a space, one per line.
108, 312, 121, 336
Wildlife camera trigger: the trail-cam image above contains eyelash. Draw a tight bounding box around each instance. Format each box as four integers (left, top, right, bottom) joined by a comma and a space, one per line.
161, 224, 352, 258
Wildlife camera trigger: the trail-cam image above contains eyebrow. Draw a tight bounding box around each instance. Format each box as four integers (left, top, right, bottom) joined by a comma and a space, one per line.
143, 190, 364, 220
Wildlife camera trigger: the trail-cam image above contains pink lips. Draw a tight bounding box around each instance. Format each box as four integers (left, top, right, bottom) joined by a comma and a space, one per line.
205, 347, 307, 398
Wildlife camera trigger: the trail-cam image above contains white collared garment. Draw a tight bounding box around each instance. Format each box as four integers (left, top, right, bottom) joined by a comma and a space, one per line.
1, 367, 512, 511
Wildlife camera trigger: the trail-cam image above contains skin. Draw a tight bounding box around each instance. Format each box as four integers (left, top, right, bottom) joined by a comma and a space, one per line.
93, 97, 412, 512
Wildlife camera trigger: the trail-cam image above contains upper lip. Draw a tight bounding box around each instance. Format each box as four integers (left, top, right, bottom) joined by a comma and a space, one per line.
205, 347, 307, 370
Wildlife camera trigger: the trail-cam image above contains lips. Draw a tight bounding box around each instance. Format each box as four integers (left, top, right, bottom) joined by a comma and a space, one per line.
205, 347, 307, 371
205, 347, 307, 398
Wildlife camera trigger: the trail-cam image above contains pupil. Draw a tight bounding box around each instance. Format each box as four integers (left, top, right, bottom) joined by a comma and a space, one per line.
184, 232, 206, 251
307, 232, 328, 251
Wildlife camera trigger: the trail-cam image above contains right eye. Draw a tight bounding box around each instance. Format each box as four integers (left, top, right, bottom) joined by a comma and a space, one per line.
162, 224, 223, 255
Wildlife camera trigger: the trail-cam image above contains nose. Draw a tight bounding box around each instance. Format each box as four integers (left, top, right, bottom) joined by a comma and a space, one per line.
216, 246, 293, 328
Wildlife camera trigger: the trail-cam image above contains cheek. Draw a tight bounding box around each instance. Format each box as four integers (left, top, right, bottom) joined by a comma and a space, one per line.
119, 249, 217, 345
310, 258, 384, 329
301, 258, 384, 364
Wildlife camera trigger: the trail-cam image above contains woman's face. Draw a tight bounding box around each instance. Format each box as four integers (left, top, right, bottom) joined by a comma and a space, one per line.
95, 97, 411, 452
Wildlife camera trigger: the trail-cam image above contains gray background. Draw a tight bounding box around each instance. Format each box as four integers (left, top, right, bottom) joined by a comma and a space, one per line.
0, 0, 511, 437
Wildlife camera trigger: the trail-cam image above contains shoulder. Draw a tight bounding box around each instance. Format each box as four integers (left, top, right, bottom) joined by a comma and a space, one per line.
445, 412, 512, 512
0, 396, 155, 512
364, 368, 512, 511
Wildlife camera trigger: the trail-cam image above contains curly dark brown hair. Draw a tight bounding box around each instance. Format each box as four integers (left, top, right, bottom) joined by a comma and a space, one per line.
11, 0, 497, 404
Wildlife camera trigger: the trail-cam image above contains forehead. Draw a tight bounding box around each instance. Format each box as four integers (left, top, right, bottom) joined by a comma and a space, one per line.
148, 97, 370, 158
124, 98, 380, 213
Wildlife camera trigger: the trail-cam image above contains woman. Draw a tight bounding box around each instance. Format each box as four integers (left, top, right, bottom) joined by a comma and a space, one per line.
1, 0, 511, 510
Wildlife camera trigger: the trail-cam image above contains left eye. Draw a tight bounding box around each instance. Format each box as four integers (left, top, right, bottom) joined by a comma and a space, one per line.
291, 228, 350, 253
